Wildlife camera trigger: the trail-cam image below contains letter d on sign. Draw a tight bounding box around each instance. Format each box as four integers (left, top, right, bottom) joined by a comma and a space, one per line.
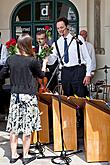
41, 5, 48, 16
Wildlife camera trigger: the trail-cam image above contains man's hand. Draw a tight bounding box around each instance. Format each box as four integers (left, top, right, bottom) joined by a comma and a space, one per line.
83, 76, 91, 86
42, 43, 49, 49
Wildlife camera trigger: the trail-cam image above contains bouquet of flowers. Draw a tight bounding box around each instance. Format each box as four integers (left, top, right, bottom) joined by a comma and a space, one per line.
37, 43, 53, 59
6, 38, 17, 55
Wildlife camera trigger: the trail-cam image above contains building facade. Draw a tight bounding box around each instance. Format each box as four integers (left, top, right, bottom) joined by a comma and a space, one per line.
0, 0, 110, 84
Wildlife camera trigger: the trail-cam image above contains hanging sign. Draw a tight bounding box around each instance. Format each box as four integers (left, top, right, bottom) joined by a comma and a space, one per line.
40, 2, 50, 20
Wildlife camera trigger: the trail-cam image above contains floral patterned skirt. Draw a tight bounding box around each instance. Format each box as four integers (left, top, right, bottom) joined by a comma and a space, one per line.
6, 93, 41, 135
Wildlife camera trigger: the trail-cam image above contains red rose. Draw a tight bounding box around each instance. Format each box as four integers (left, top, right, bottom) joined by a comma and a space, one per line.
44, 26, 50, 30
10, 39, 16, 46
6, 39, 16, 48
5, 38, 17, 55
11, 41, 16, 46
6, 42, 11, 48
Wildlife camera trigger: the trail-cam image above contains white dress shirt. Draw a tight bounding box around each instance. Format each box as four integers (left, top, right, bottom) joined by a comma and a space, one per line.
0, 44, 9, 65
38, 45, 42, 54
48, 33, 92, 76
85, 41, 96, 71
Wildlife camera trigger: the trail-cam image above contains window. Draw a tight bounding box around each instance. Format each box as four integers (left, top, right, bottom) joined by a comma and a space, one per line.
15, 4, 31, 22
11, 0, 79, 44
57, 3, 77, 21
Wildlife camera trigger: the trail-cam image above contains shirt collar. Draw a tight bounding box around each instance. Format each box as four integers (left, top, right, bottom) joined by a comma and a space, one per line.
63, 33, 72, 39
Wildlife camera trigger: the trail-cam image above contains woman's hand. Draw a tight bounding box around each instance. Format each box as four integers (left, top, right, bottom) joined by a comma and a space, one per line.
42, 57, 48, 72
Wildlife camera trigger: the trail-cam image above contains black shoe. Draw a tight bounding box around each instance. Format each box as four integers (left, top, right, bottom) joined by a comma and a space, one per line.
10, 158, 19, 163
22, 156, 36, 165
10, 154, 22, 163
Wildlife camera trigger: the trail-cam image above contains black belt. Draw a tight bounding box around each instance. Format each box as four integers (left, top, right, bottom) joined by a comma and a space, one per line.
63, 64, 85, 70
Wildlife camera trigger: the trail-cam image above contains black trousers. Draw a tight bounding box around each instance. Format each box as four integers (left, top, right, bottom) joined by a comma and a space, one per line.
61, 64, 89, 97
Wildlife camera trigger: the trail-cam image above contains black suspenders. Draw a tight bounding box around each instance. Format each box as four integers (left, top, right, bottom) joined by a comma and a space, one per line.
55, 41, 64, 65
0, 44, 2, 57
55, 39, 81, 65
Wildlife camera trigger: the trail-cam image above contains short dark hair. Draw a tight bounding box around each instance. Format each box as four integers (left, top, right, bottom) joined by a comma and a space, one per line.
36, 30, 46, 36
56, 17, 69, 27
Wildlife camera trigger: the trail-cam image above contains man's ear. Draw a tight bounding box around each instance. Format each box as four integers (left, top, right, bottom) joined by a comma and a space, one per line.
67, 25, 69, 30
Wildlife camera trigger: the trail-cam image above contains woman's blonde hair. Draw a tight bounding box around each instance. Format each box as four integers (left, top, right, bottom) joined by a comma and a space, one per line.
17, 34, 34, 56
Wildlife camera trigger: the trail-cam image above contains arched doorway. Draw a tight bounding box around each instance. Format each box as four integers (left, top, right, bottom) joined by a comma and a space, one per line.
11, 0, 79, 45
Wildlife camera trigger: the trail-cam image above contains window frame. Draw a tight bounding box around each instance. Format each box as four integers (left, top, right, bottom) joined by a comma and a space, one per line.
11, 0, 79, 45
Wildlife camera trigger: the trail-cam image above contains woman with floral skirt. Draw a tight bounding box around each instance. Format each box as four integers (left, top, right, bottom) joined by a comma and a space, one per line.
0, 34, 47, 164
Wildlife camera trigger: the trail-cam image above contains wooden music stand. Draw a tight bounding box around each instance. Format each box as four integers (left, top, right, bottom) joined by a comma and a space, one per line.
84, 99, 110, 162
52, 95, 83, 164
52, 95, 77, 151
31, 93, 53, 144
68, 96, 85, 110
52, 95, 85, 151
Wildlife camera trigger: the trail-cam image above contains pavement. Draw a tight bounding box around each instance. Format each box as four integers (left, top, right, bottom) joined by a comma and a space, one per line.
0, 119, 110, 165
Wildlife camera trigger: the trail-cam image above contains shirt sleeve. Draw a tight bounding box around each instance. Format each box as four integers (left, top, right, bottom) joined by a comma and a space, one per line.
30, 58, 45, 78
0, 45, 9, 65
88, 43, 96, 71
47, 42, 58, 65
79, 35, 92, 76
